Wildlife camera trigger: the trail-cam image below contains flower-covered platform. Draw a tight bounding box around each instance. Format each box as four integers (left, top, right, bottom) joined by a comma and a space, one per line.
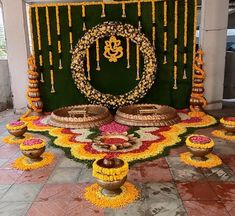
20, 110, 217, 167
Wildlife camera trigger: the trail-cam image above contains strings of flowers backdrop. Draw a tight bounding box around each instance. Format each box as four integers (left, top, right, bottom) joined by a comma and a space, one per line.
30, 0, 197, 111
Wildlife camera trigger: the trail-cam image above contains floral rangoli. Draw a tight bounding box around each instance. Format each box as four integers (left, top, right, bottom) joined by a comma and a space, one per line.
21, 110, 217, 166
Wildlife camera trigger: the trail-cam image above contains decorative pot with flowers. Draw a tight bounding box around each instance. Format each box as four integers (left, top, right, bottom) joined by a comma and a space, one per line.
6, 121, 27, 139
92, 156, 129, 197
20, 138, 46, 163
186, 134, 214, 161
220, 117, 235, 134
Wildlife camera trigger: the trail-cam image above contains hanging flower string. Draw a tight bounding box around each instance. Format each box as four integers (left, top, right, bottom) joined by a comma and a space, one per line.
183, 0, 188, 79
82, 4, 86, 31
56, 6, 63, 69
86, 48, 91, 80
137, 0, 142, 30
35, 7, 44, 83
173, 0, 178, 90
122, 2, 126, 18
68, 5, 73, 53
101, 2, 106, 18
46, 6, 55, 93
126, 38, 130, 69
152, 0, 156, 48
163, 0, 168, 64
136, 44, 140, 80
96, 40, 101, 71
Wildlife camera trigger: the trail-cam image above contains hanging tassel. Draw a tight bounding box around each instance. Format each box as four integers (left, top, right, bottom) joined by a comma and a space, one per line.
136, 44, 140, 80
101, 3, 106, 18
122, 2, 126, 18
183, 69, 187, 80
163, 55, 167, 64
50, 69, 56, 93
40, 72, 44, 83
82, 5, 86, 31
59, 58, 63, 70
137, 0, 142, 31
83, 22, 87, 31
70, 43, 73, 53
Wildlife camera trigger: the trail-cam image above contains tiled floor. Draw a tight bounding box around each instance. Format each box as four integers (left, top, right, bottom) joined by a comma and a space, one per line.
0, 109, 235, 216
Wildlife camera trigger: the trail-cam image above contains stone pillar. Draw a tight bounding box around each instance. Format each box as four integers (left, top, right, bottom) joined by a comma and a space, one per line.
200, 0, 229, 110
1, 0, 29, 113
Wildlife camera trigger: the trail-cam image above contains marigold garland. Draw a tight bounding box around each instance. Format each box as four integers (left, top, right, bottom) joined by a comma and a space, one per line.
183, 0, 188, 80
56, 6, 63, 69
163, 0, 168, 64
92, 159, 129, 182
68, 5, 73, 52
180, 152, 222, 168
84, 182, 139, 208
212, 130, 235, 141
34, 7, 44, 83
12, 152, 54, 171
136, 44, 140, 80
96, 40, 101, 71
173, 0, 178, 90
46, 7, 56, 93
2, 134, 33, 145
126, 38, 130, 68
137, 0, 142, 30
186, 134, 214, 149
152, 0, 156, 47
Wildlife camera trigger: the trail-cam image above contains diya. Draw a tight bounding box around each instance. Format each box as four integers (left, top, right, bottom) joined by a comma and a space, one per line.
6, 121, 27, 139
185, 134, 214, 161
220, 117, 235, 134
92, 157, 129, 197
20, 138, 46, 163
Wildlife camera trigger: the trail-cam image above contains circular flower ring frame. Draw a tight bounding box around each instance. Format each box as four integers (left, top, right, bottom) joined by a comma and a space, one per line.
71, 21, 157, 109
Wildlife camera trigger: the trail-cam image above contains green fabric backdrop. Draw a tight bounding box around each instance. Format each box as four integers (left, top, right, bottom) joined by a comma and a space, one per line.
30, 0, 196, 111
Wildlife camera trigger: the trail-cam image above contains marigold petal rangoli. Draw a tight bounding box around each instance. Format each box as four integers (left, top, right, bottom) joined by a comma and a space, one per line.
17, 110, 217, 165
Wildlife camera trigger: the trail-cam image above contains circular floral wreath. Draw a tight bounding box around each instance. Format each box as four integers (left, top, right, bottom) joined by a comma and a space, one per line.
71, 21, 157, 109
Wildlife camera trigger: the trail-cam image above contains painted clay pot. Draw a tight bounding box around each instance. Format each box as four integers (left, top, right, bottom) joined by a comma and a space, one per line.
221, 117, 235, 133
21, 146, 45, 163
188, 146, 213, 161
8, 126, 27, 139
95, 158, 127, 197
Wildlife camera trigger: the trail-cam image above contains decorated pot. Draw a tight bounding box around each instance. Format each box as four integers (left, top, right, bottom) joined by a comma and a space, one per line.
220, 117, 235, 133
186, 134, 214, 160
20, 138, 46, 163
21, 146, 46, 163
6, 121, 27, 138
93, 158, 128, 197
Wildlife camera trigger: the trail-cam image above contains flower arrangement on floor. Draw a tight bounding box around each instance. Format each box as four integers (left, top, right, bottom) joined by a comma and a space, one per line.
85, 156, 139, 208
11, 138, 54, 171
212, 117, 235, 141
84, 181, 139, 208
180, 152, 222, 168
180, 134, 222, 168
12, 152, 54, 171
2, 121, 31, 145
